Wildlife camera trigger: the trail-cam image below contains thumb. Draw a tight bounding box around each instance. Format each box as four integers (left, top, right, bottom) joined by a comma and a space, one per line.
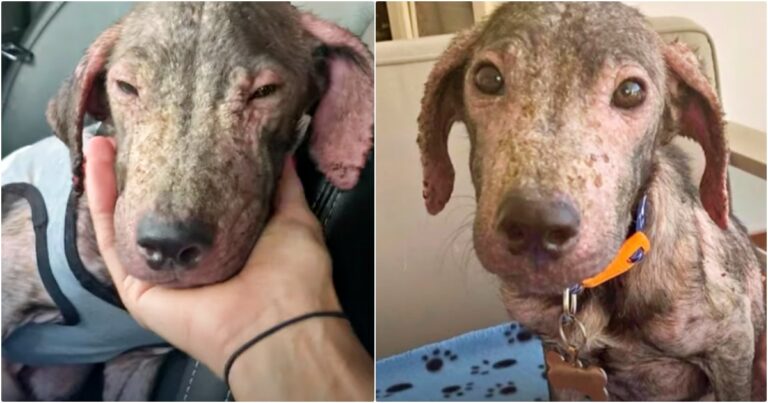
84, 136, 117, 218
273, 156, 312, 220
83, 136, 129, 285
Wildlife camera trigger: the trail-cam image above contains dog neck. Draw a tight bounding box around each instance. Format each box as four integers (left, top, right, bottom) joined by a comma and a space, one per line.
599, 146, 704, 318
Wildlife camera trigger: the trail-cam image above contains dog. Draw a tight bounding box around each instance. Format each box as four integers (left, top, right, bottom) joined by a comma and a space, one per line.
2, 2, 372, 400
417, 2, 764, 400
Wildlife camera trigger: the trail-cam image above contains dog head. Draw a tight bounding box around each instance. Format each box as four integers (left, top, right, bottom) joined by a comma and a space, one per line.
418, 2, 726, 293
47, 3, 373, 287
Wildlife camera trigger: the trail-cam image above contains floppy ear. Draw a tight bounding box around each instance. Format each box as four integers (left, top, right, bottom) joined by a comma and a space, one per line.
417, 28, 479, 215
664, 41, 729, 229
300, 13, 373, 190
46, 23, 121, 193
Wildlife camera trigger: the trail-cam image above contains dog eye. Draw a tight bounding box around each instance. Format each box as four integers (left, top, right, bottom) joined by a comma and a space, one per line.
474, 64, 504, 95
612, 79, 646, 109
249, 84, 278, 101
116, 80, 139, 97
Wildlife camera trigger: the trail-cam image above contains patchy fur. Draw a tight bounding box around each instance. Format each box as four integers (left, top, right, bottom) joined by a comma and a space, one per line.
302, 12, 374, 188
418, 2, 764, 400
3, 2, 372, 400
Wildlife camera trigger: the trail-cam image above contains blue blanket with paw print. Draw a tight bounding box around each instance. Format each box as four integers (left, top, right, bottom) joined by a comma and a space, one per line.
376, 323, 550, 401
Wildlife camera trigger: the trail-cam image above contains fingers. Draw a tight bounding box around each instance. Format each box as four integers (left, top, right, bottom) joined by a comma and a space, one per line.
273, 156, 319, 230
84, 137, 117, 218
274, 157, 305, 211
83, 136, 129, 285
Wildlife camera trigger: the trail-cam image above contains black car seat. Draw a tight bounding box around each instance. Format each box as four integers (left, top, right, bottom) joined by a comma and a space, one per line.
1, 2, 373, 400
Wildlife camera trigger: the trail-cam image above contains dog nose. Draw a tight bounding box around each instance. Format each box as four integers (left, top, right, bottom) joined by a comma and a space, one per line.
136, 215, 214, 270
496, 192, 580, 256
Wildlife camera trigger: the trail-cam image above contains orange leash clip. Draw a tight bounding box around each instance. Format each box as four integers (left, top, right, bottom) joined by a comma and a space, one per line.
580, 194, 651, 289
581, 232, 650, 289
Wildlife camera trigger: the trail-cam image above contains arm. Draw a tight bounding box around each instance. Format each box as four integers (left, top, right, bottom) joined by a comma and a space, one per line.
84, 137, 373, 400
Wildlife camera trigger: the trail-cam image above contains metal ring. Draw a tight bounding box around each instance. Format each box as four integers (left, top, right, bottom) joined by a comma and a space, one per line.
562, 288, 578, 316
558, 313, 588, 351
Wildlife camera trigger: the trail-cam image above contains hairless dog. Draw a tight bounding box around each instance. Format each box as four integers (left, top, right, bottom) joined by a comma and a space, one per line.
2, 3, 372, 400
418, 2, 764, 400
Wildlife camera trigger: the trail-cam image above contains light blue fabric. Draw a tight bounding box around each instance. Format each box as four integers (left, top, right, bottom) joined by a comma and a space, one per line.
377, 322, 550, 401
1, 135, 167, 366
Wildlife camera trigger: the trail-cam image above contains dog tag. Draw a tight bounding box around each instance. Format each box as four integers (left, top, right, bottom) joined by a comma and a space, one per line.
545, 349, 609, 401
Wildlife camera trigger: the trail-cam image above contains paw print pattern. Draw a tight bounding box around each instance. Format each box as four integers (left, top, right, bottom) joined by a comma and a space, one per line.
503, 323, 537, 344
492, 358, 518, 369
471, 360, 490, 375
441, 382, 474, 398
422, 348, 458, 373
503, 323, 518, 344
485, 381, 518, 398
516, 329, 533, 342
471, 358, 517, 375
377, 383, 413, 398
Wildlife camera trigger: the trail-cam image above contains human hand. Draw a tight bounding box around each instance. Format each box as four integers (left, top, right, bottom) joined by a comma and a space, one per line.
84, 136, 342, 377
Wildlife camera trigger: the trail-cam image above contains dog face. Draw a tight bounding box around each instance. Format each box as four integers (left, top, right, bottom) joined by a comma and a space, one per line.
47, 3, 373, 287
418, 2, 727, 294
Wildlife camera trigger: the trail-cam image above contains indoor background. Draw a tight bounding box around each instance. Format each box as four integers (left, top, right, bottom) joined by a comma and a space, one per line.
375, 1, 767, 358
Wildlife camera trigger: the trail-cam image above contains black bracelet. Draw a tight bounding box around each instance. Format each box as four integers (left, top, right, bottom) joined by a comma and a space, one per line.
223, 310, 348, 388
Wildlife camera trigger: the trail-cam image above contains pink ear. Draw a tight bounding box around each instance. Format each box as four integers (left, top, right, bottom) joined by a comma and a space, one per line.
664, 41, 729, 229
47, 23, 121, 192
300, 13, 373, 190
417, 28, 479, 215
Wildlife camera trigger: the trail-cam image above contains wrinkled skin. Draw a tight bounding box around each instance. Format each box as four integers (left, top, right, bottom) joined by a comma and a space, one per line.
418, 2, 764, 400
3, 2, 372, 400
104, 4, 313, 287
44, 2, 372, 287
466, 31, 662, 291
422, 2, 667, 292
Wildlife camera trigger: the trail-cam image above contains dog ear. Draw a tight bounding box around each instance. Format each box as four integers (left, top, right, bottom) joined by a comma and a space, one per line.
301, 13, 373, 190
46, 23, 121, 193
417, 28, 479, 215
664, 41, 729, 229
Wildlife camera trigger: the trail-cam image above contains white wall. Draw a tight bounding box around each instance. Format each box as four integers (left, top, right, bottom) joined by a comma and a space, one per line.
627, 2, 767, 132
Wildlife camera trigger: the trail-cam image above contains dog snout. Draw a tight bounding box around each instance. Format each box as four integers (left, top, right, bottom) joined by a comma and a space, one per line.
136, 215, 214, 271
496, 192, 580, 257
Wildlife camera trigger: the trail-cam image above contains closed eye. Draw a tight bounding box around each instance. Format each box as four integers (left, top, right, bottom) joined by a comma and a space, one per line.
249, 84, 279, 101
116, 80, 139, 97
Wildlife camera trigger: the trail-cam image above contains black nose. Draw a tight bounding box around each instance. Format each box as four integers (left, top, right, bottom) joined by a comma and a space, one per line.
496, 192, 580, 257
136, 215, 214, 271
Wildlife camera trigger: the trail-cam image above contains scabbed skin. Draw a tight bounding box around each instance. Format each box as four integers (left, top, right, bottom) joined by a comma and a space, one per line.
2, 3, 373, 400
45, 3, 373, 288
418, 2, 764, 400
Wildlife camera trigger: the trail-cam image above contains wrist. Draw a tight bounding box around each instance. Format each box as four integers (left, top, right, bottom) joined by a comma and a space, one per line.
227, 314, 373, 400
213, 281, 342, 376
